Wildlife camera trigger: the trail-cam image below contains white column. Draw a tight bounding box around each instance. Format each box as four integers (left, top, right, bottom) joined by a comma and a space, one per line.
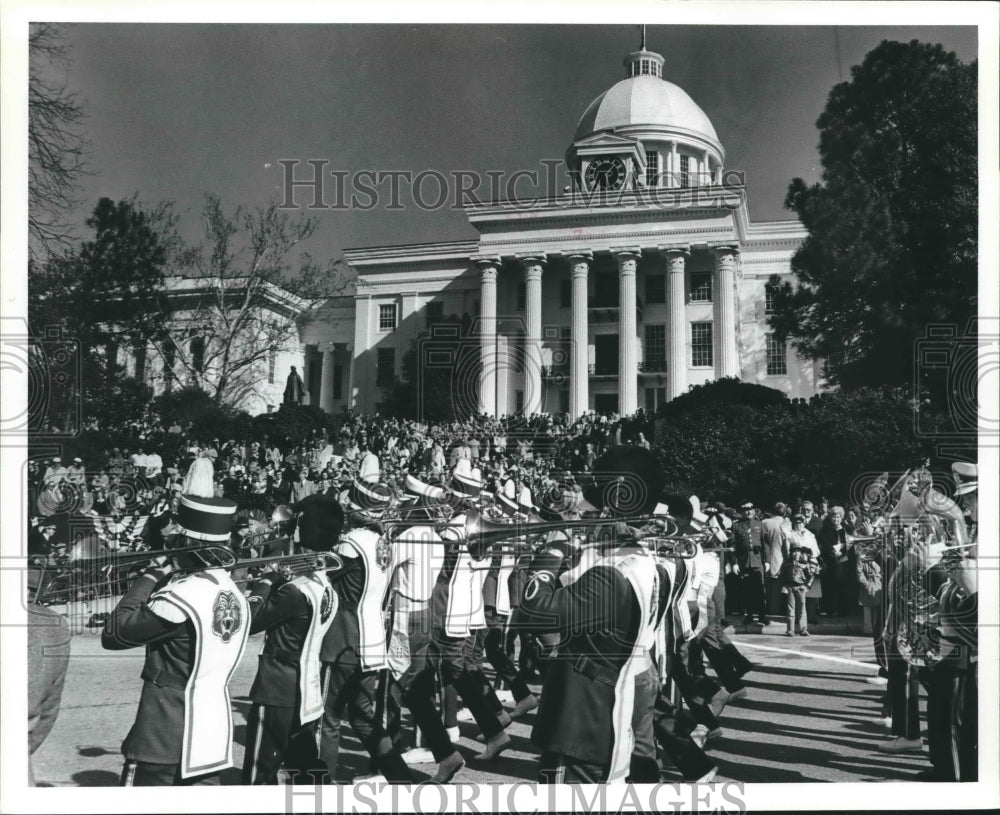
663, 245, 690, 400
702, 151, 710, 185
475, 256, 500, 416
519, 255, 545, 416
348, 295, 371, 412
669, 141, 678, 188
319, 345, 335, 413
614, 248, 641, 416
567, 251, 592, 418
712, 245, 740, 378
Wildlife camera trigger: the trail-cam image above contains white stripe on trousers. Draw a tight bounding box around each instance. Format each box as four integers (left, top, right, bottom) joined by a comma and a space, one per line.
248, 704, 266, 785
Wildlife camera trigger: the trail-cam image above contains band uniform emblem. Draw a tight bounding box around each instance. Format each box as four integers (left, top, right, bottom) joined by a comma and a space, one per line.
212, 590, 243, 643
376, 536, 392, 572
320, 585, 336, 623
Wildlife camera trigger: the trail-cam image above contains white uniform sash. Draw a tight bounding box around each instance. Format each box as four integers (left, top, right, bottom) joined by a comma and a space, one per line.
337, 529, 392, 670
148, 569, 250, 778
445, 545, 486, 638
493, 551, 516, 616
597, 549, 658, 784
289, 573, 338, 722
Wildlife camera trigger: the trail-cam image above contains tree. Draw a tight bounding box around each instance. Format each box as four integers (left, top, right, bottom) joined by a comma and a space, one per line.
151, 195, 349, 408
29, 197, 178, 433
769, 40, 977, 395
28, 23, 90, 259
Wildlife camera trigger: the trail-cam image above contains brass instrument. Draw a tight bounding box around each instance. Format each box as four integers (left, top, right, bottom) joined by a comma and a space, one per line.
230, 551, 345, 584
31, 543, 237, 605
895, 488, 969, 667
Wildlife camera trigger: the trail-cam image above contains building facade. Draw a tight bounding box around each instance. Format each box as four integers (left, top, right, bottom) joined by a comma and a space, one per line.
315, 44, 823, 418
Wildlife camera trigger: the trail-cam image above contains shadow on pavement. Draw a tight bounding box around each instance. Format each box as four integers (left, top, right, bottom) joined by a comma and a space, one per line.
71, 770, 119, 786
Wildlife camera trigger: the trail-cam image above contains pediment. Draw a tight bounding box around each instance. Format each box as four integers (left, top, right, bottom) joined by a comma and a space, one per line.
570, 131, 641, 151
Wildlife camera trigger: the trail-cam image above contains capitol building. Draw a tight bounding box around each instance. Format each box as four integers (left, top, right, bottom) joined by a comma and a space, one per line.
302, 42, 824, 418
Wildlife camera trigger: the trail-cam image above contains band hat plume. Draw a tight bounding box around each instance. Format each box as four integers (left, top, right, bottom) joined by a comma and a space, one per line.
404, 473, 447, 503
341, 476, 393, 512
582, 446, 666, 517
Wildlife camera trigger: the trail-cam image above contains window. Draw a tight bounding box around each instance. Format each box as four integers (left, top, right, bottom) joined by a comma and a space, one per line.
515, 390, 525, 414
594, 273, 619, 306
267, 347, 275, 384
644, 324, 666, 371
559, 326, 571, 340
333, 364, 343, 399
766, 334, 788, 376
163, 340, 176, 390
426, 300, 444, 328
473, 299, 480, 317
765, 284, 777, 314
516, 282, 526, 311
644, 150, 659, 187
679, 155, 690, 188
133, 343, 147, 382
378, 303, 397, 331
689, 272, 712, 303
559, 279, 572, 309
645, 273, 665, 304
376, 348, 395, 387
645, 387, 666, 412
691, 322, 713, 367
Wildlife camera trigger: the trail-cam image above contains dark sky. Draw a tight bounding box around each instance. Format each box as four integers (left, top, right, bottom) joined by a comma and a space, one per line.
57, 23, 978, 263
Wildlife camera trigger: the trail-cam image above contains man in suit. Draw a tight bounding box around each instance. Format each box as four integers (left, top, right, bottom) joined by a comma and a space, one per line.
760, 502, 789, 617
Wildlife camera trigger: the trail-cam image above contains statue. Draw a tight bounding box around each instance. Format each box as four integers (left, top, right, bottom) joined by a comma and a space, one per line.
283, 365, 305, 406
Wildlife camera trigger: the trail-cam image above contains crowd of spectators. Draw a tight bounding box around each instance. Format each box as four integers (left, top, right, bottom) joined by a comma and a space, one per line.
27, 408, 883, 621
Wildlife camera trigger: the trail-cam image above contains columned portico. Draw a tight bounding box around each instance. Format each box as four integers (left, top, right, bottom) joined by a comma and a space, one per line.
662, 244, 689, 400
475, 255, 500, 416
519, 255, 546, 416
614, 248, 641, 415
712, 244, 740, 378
566, 251, 592, 417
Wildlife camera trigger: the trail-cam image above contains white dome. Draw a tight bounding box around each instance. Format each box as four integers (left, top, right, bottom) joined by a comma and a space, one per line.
575, 75, 720, 146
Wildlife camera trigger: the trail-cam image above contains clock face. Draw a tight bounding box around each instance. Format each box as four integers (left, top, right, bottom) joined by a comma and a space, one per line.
584, 156, 627, 191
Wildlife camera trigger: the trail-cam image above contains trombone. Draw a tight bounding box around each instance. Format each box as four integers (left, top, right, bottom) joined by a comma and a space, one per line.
229, 551, 345, 584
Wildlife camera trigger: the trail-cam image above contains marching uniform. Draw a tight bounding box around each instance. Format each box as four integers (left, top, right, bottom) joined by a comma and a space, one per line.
517, 533, 660, 783
243, 570, 338, 784
103, 566, 250, 785
319, 513, 412, 782
103, 489, 247, 786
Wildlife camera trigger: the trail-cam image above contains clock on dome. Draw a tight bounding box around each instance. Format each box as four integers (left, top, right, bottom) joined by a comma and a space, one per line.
584, 156, 627, 191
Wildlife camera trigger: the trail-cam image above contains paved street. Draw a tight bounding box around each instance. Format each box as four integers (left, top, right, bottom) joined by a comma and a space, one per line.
31, 622, 930, 786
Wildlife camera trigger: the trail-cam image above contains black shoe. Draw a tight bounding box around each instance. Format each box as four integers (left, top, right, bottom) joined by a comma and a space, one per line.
761, 617, 771, 625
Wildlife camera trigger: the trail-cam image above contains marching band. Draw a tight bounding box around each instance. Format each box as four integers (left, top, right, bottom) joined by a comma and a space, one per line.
27, 448, 981, 787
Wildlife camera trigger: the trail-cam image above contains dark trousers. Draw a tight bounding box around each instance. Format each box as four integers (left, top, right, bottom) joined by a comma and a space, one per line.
473, 608, 531, 702
690, 629, 752, 694
538, 751, 608, 783
319, 657, 411, 783
435, 627, 507, 739
765, 573, 784, 616
119, 760, 219, 786
740, 569, 767, 620
391, 607, 455, 762
672, 608, 722, 730
723, 571, 743, 615
870, 603, 889, 676
923, 660, 978, 782
628, 665, 661, 782
651, 687, 717, 781
886, 647, 920, 740
242, 703, 321, 784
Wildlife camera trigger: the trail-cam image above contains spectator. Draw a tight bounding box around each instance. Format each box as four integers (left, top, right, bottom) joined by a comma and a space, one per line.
781, 514, 820, 636
760, 502, 788, 616
733, 501, 768, 626
818, 506, 852, 617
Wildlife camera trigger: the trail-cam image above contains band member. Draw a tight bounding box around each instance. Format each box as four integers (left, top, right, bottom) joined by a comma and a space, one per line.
432, 469, 513, 761
319, 477, 413, 783
102, 461, 249, 786
385, 474, 465, 782
517, 446, 666, 783
473, 491, 538, 718
241, 501, 343, 784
